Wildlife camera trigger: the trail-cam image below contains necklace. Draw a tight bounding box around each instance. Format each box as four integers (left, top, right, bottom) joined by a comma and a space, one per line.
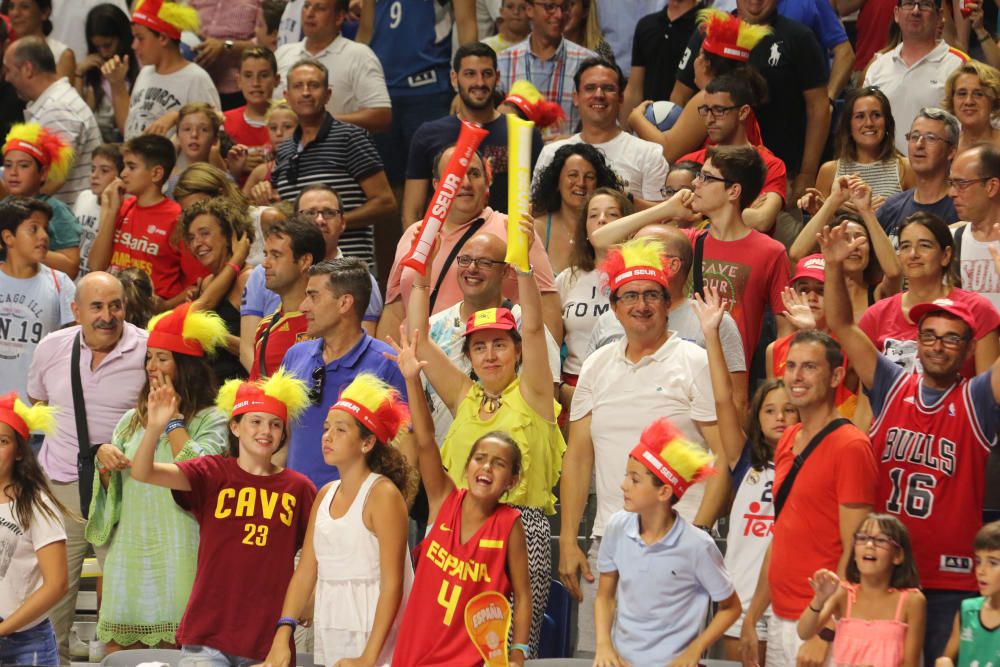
480, 387, 503, 414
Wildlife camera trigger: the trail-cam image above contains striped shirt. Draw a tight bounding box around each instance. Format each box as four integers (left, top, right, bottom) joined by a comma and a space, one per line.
835, 158, 903, 200
497, 37, 597, 137
271, 114, 384, 267
24, 77, 102, 206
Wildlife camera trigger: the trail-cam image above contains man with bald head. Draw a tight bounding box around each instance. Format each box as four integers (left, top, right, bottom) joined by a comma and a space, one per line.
27, 271, 149, 663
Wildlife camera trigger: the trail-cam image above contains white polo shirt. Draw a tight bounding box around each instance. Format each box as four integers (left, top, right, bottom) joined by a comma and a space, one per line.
570, 332, 717, 536
275, 35, 391, 117
864, 40, 967, 155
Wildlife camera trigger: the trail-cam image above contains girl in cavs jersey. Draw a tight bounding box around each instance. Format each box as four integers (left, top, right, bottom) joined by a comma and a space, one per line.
261, 373, 416, 667
388, 327, 532, 667
130, 369, 316, 666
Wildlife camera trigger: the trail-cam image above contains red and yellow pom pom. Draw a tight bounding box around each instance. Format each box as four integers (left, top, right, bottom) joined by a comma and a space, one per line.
600, 237, 672, 292
3, 123, 75, 185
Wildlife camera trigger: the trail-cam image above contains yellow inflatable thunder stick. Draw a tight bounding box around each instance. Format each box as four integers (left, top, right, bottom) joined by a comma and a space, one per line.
465, 591, 512, 667
504, 114, 534, 273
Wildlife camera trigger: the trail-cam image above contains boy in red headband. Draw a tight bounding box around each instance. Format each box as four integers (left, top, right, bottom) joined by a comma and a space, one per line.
594, 417, 740, 667
111, 0, 221, 139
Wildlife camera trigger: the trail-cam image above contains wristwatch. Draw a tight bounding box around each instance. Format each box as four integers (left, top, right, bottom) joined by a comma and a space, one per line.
818, 627, 836, 642
224, 39, 234, 50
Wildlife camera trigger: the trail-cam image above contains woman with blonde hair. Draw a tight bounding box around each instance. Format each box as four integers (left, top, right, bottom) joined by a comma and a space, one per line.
943, 59, 1000, 151
563, 0, 614, 62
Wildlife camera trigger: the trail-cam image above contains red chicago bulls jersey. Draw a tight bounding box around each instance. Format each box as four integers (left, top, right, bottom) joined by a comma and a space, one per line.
393, 489, 521, 667
870, 372, 993, 590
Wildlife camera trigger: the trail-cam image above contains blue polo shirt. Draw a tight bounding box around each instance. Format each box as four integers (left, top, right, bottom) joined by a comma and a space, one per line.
598, 510, 734, 667
280, 332, 407, 487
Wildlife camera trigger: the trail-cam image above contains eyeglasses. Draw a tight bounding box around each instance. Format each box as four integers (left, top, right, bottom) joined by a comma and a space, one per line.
309, 366, 325, 404
456, 255, 505, 270
581, 83, 620, 95
853, 533, 900, 549
917, 330, 970, 348
898, 0, 936, 11
532, 1, 567, 13
300, 207, 343, 219
945, 177, 992, 191
905, 131, 951, 145
696, 104, 740, 118
694, 171, 730, 186
615, 289, 666, 305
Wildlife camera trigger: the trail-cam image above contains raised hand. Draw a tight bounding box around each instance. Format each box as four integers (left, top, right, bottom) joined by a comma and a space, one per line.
828, 175, 854, 208
384, 326, 428, 381
796, 188, 824, 216
808, 568, 841, 604
100, 55, 129, 87
780, 286, 817, 331
147, 374, 181, 431
847, 177, 873, 214
691, 286, 727, 336
231, 230, 251, 267
818, 221, 864, 265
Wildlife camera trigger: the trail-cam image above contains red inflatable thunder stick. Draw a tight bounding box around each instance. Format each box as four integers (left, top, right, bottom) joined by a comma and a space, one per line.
402, 120, 490, 274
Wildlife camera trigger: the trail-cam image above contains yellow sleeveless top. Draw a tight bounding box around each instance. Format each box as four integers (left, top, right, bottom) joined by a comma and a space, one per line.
440, 378, 566, 514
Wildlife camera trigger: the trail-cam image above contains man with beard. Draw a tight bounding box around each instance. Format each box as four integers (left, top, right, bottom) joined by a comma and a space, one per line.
402, 41, 544, 226
26, 271, 148, 663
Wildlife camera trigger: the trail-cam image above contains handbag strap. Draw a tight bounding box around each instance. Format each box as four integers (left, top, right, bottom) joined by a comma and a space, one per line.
71, 332, 92, 455
692, 230, 709, 299
429, 217, 486, 312
773, 417, 850, 520
257, 310, 283, 378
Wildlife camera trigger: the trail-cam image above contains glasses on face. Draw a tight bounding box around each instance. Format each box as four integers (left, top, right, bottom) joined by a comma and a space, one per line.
905, 131, 951, 145
853, 533, 900, 549
917, 330, 970, 348
899, 0, 936, 11
581, 83, 620, 95
694, 171, 730, 186
616, 289, 666, 305
532, 1, 567, 13
309, 366, 325, 404
301, 207, 343, 219
945, 177, 991, 191
456, 255, 505, 270
696, 104, 740, 118
661, 186, 681, 197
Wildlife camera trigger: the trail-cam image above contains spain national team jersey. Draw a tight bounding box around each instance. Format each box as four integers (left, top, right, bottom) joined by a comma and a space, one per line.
110, 197, 186, 299
393, 489, 520, 666
870, 370, 994, 591
250, 309, 310, 381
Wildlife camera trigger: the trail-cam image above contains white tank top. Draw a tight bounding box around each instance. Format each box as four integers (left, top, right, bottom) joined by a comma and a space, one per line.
725, 461, 776, 613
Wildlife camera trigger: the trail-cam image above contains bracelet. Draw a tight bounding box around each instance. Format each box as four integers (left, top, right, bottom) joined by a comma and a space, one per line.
514, 264, 533, 276
809, 603, 822, 613
225, 261, 242, 276
511, 643, 530, 656
165, 419, 186, 435
979, 32, 993, 42
276, 616, 297, 631
412, 283, 430, 290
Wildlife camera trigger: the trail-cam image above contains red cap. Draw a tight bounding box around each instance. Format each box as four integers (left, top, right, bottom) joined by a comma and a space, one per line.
131, 0, 183, 40
702, 13, 753, 61
148, 303, 206, 357
231, 382, 291, 423
0, 393, 28, 440
791, 254, 826, 284
628, 418, 715, 499
463, 307, 518, 337
909, 297, 977, 332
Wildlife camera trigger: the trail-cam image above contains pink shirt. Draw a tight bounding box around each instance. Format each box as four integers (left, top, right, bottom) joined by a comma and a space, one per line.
385, 207, 558, 316
27, 323, 149, 482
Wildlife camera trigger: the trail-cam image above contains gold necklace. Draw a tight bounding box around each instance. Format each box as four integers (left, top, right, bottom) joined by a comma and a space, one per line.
480, 388, 503, 414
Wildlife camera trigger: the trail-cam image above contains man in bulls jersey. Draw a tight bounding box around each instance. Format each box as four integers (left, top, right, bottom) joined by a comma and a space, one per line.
823, 221, 1000, 666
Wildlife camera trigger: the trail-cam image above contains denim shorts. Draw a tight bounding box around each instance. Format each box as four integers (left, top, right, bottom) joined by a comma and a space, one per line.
179, 644, 258, 667
0, 617, 58, 666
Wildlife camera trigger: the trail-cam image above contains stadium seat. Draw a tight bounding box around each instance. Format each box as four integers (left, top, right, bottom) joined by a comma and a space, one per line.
538, 579, 573, 658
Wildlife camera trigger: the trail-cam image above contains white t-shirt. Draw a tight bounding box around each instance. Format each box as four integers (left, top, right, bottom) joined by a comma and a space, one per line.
73, 189, 100, 278
0, 494, 67, 629
277, 0, 305, 47
0, 266, 76, 400
533, 131, 669, 202
556, 267, 609, 375
124, 64, 222, 139
570, 333, 717, 535
955, 223, 1000, 312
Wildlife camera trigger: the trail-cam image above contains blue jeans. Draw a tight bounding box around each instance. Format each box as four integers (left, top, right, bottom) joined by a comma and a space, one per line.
924, 589, 976, 667
179, 644, 258, 667
0, 618, 58, 666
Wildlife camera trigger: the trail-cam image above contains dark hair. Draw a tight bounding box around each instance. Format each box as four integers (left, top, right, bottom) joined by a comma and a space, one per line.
834, 86, 898, 163
84, 3, 138, 108
93, 143, 124, 173
453, 41, 498, 72
294, 183, 343, 211
845, 513, 921, 588
531, 143, 622, 213
306, 257, 372, 321
705, 144, 766, 209
0, 197, 52, 250
465, 431, 523, 477
126, 353, 219, 438
573, 56, 625, 92
669, 160, 702, 178
827, 211, 883, 288
10, 35, 55, 73
569, 187, 631, 273
227, 413, 289, 457
264, 215, 327, 264
116, 267, 155, 329
261, 0, 286, 32
124, 135, 177, 185
180, 196, 256, 249
897, 211, 957, 286
700, 53, 769, 105
1, 0, 53, 35
705, 73, 765, 108
461, 327, 523, 363
745, 379, 794, 471
788, 329, 845, 371
288, 58, 329, 89
974, 520, 1000, 551
356, 422, 418, 504
0, 429, 70, 531
241, 46, 278, 74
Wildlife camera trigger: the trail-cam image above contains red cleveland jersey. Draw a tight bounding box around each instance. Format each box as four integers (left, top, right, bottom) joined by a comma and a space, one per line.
870, 372, 993, 590
393, 489, 520, 667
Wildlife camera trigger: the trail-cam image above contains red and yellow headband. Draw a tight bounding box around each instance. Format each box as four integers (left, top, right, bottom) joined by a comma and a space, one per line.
630, 418, 715, 498
601, 237, 672, 292
329, 373, 409, 444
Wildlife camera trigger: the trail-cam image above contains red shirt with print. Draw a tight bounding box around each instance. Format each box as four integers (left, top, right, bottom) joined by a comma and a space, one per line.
110, 197, 186, 299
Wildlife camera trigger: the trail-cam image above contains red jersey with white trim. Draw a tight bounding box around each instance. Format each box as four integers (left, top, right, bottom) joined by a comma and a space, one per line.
110, 197, 185, 299
249, 309, 309, 381
393, 488, 520, 667
869, 372, 992, 591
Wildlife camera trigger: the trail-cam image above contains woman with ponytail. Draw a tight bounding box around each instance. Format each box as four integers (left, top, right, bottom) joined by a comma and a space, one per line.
0, 392, 68, 667
261, 373, 415, 667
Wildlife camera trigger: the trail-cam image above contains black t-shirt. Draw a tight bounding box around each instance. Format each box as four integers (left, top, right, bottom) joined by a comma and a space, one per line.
0, 81, 25, 144
676, 12, 828, 175
631, 4, 702, 102
404, 113, 543, 215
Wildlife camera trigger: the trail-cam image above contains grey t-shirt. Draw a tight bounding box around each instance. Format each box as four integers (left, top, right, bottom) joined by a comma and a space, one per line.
124, 64, 222, 139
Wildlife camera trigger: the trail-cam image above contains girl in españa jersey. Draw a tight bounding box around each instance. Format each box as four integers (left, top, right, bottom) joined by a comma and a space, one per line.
387, 327, 532, 667
693, 287, 800, 662
261, 373, 416, 667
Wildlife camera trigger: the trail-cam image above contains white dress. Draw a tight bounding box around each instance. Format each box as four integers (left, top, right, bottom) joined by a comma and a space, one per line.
314, 472, 413, 667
